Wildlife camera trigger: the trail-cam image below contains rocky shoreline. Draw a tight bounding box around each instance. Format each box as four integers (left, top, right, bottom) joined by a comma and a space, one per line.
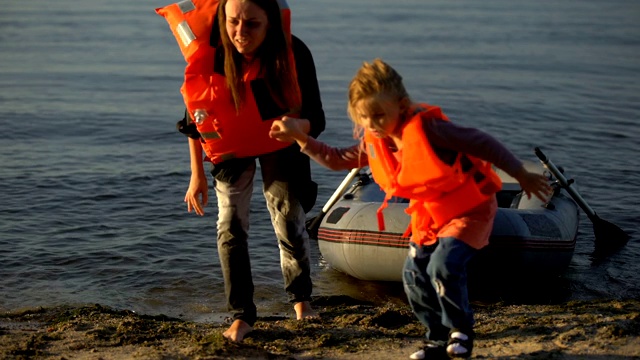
1, 296, 639, 359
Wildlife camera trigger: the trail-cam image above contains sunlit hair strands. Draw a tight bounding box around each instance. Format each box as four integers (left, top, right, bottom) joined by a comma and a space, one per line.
347, 58, 411, 140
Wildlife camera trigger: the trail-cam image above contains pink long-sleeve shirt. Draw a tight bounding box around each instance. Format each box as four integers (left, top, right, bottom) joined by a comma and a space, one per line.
300, 118, 525, 249
301, 118, 523, 178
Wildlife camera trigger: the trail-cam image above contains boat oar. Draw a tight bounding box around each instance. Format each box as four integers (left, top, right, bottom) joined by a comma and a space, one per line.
306, 168, 361, 239
534, 147, 630, 254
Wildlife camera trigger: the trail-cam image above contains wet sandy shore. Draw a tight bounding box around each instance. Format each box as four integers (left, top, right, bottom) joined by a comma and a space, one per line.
1, 296, 639, 359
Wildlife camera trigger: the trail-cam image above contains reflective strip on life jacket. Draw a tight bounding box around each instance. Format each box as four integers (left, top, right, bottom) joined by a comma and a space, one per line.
155, 0, 218, 71
157, 0, 299, 164
200, 131, 221, 140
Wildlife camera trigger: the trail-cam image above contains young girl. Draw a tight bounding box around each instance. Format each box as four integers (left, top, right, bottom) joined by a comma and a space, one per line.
269, 58, 551, 359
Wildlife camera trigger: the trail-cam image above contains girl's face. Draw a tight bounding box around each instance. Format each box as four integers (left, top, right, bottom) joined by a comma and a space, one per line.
354, 94, 402, 138
225, 0, 269, 59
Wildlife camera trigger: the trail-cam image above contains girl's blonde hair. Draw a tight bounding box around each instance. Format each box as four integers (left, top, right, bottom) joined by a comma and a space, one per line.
347, 58, 410, 140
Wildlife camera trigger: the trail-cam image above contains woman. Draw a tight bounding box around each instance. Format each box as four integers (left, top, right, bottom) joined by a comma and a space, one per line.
159, 0, 325, 342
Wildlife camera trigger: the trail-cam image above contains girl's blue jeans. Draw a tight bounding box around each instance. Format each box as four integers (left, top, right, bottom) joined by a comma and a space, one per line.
402, 237, 477, 343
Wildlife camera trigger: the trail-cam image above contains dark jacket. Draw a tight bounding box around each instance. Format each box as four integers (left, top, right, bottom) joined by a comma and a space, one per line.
176, 35, 325, 212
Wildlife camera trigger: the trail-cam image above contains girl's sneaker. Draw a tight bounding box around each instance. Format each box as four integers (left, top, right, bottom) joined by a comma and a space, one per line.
446, 329, 474, 358
409, 341, 448, 360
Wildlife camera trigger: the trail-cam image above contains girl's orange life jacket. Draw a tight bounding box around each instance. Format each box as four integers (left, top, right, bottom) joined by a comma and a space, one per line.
156, 0, 298, 164
364, 103, 502, 245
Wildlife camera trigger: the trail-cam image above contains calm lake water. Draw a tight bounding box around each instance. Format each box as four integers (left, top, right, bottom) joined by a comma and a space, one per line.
1, 0, 638, 322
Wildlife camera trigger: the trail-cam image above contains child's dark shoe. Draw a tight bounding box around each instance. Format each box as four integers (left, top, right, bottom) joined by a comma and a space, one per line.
446, 329, 474, 358
409, 341, 448, 359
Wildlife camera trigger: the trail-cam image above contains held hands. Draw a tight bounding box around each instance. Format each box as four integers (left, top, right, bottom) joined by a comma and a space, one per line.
269, 116, 309, 146
184, 172, 208, 216
514, 167, 553, 203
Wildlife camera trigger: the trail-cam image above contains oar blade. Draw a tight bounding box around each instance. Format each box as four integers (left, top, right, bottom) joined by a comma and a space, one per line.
592, 215, 630, 258
535, 147, 631, 259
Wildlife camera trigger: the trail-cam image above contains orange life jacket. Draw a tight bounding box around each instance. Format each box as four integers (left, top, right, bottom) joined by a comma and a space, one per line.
364, 103, 502, 245
156, 0, 298, 164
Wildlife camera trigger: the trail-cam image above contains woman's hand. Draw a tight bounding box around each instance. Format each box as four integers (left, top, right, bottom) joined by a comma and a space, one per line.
184, 172, 208, 216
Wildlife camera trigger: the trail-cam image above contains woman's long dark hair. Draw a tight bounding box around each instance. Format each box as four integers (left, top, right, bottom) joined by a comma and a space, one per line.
218, 0, 301, 112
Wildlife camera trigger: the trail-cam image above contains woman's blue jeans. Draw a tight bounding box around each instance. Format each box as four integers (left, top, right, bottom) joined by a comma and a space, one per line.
402, 237, 477, 343
214, 154, 312, 326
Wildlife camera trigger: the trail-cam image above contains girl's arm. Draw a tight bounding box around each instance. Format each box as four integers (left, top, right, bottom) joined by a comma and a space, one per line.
270, 117, 365, 171
424, 118, 551, 201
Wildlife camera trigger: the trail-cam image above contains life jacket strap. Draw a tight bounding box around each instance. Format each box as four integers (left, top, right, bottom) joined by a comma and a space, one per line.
205, 152, 236, 165
472, 162, 502, 195
402, 223, 412, 238
376, 192, 393, 232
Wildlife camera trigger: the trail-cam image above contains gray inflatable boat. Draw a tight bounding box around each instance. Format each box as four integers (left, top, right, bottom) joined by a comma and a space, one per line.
316, 160, 580, 282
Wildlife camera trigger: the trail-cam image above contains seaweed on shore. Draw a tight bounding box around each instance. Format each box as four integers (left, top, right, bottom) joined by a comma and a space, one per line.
1, 297, 639, 359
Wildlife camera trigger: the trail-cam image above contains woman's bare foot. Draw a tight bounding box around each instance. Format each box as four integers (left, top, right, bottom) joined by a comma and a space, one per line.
294, 301, 318, 320
223, 319, 253, 342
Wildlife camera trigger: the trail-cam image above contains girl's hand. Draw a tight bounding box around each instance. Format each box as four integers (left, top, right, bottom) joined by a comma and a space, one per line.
269, 116, 308, 144
514, 167, 553, 203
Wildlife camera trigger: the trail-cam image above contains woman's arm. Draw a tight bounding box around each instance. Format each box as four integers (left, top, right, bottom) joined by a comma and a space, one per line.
184, 137, 209, 216
292, 35, 325, 139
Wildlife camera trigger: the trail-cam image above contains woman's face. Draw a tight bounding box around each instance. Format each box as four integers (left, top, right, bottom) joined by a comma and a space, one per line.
225, 0, 269, 59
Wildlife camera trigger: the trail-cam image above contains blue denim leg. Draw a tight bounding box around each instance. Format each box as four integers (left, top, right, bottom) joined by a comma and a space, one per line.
403, 242, 450, 343
427, 236, 477, 331
215, 161, 258, 326
259, 152, 313, 304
